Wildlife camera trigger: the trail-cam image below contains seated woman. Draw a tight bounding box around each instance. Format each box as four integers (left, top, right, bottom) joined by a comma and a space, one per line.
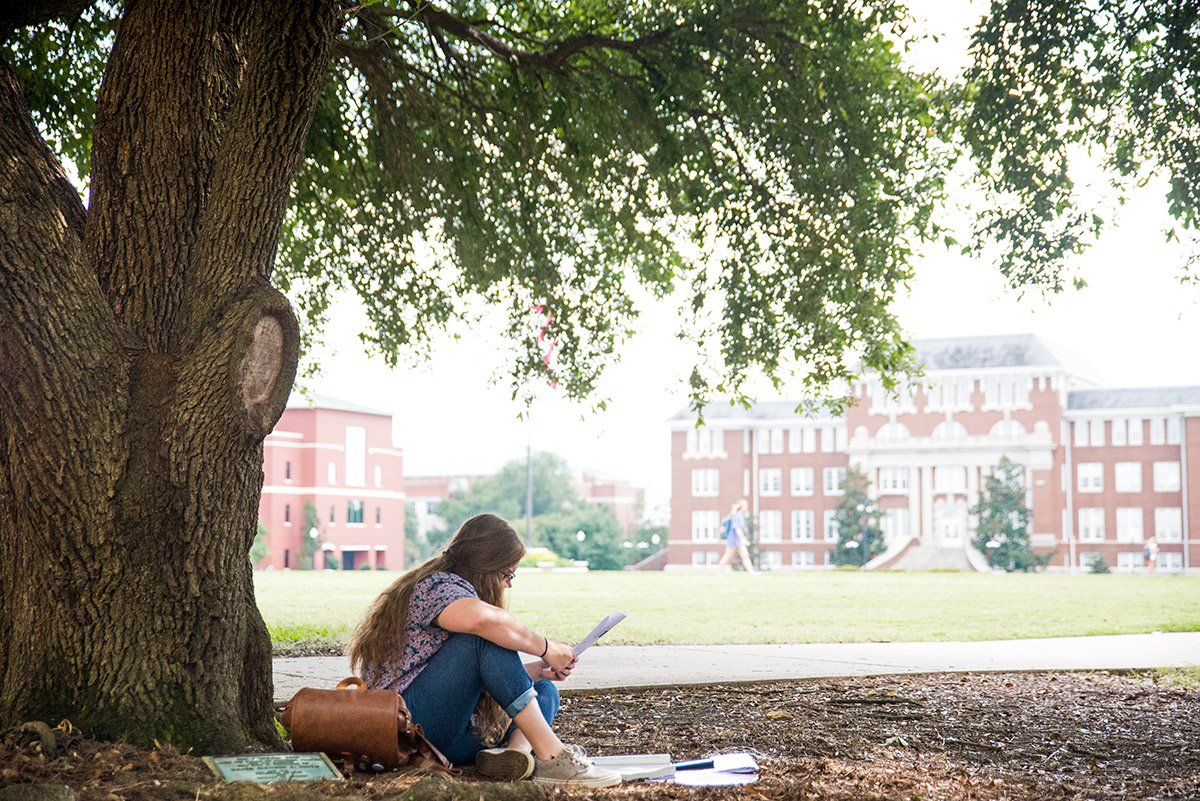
348, 513, 621, 786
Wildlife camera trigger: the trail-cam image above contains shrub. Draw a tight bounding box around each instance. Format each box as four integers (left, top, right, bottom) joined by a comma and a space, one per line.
1087, 554, 1111, 574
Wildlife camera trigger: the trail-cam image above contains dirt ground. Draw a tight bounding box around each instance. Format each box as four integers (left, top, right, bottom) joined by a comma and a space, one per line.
2, 670, 1197, 801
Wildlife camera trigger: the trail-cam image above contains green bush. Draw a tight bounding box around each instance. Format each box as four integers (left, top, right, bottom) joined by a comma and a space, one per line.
1087, 554, 1111, 574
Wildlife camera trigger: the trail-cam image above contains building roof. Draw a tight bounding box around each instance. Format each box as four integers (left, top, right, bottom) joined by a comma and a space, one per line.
285, 391, 392, 417
1068, 386, 1200, 410
669, 398, 839, 423
913, 333, 1102, 382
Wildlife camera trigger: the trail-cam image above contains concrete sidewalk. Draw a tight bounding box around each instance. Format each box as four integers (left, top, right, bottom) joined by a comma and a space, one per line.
273, 632, 1200, 702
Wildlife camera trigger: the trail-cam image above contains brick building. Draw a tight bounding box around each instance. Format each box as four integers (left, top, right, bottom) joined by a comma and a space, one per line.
667, 334, 1199, 574
257, 394, 405, 570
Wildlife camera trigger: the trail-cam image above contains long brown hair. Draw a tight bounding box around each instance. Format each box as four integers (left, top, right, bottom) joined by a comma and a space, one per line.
348, 513, 525, 742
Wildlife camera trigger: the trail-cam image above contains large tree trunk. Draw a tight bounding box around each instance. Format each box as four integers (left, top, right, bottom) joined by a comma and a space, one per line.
0, 0, 337, 752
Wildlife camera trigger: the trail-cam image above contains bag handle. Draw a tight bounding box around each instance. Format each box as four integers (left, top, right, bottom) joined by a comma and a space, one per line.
336, 677, 366, 691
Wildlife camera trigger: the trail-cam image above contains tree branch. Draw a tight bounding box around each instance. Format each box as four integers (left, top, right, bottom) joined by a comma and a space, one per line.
0, 0, 96, 40
374, 1, 679, 70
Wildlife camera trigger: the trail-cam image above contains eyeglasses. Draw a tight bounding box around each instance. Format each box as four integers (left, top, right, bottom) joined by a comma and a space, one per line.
501, 570, 517, 583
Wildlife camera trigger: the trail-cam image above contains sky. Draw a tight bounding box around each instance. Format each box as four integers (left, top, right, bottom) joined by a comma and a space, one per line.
303, 2, 1200, 518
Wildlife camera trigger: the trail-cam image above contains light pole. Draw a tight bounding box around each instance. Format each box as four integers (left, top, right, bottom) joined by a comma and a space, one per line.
576, 530, 585, 561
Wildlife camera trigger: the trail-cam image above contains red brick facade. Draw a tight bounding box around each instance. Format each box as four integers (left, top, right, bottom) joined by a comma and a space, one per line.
667, 335, 1200, 573
257, 395, 405, 570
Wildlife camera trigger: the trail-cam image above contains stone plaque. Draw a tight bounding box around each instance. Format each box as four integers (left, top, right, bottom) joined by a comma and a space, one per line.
202, 753, 342, 783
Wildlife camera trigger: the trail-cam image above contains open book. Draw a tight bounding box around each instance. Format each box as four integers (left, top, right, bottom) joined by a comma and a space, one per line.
573, 610, 627, 656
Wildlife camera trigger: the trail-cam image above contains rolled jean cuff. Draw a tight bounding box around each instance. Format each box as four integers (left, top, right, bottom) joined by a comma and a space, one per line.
503, 685, 538, 718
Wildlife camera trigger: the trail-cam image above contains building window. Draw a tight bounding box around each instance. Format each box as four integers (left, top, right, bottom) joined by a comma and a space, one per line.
1077, 463, 1103, 493
823, 467, 846, 495
757, 431, 770, 454
934, 466, 966, 493
989, 419, 1026, 440
328, 462, 337, 485
1074, 421, 1088, 447
1079, 551, 1102, 569
1149, 417, 1166, 445
345, 426, 367, 486
770, 428, 785, 454
802, 428, 816, 453
284, 461, 292, 482
743, 469, 750, 496
1114, 462, 1142, 493
374, 466, 383, 488
791, 467, 814, 496
875, 422, 911, 444
823, 511, 840, 542
1128, 418, 1144, 446
1117, 552, 1142, 572
881, 508, 909, 541
687, 427, 724, 457
1112, 419, 1127, 446
1115, 508, 1143, 543
820, 426, 836, 453
1160, 552, 1183, 571
788, 428, 802, 453
932, 420, 968, 443
759, 469, 782, 496
691, 510, 721, 541
759, 510, 783, 542
328, 504, 336, 524
1153, 461, 1181, 492
1155, 507, 1182, 542
792, 510, 815, 541
375, 506, 382, 526
1089, 419, 1105, 447
878, 467, 909, 493
1078, 508, 1105, 542
1166, 416, 1182, 445
283, 504, 291, 525
836, 426, 848, 451
761, 550, 783, 570
691, 468, 720, 497
792, 550, 815, 568
347, 500, 364, 525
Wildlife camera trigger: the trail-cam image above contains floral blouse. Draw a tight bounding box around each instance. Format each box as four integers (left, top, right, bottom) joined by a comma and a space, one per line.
363, 571, 476, 693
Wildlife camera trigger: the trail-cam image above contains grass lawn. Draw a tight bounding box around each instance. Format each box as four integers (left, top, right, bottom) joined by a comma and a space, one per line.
255, 569, 1200, 652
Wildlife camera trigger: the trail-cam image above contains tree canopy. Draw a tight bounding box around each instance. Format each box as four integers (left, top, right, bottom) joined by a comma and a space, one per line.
5, 0, 953, 410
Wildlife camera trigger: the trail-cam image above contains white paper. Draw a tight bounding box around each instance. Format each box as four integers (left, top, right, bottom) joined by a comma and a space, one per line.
657, 769, 758, 787
590, 753, 674, 780
573, 610, 627, 656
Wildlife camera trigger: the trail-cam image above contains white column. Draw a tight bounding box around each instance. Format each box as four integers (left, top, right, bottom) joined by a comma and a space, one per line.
907, 464, 921, 540
920, 465, 934, 543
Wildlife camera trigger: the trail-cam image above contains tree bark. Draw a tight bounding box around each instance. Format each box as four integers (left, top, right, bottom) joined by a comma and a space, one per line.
0, 0, 337, 752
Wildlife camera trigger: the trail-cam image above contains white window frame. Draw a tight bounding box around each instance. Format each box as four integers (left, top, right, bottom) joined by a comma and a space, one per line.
1115, 507, 1143, 543
345, 425, 367, 487
1077, 463, 1103, 493
790, 467, 814, 496
823, 510, 840, 542
1128, 419, 1144, 446
1166, 416, 1182, 445
802, 428, 817, 453
1160, 552, 1183, 571
691, 510, 721, 541
1078, 508, 1105, 542
1074, 421, 1088, 447
791, 510, 815, 541
823, 467, 846, 495
1111, 418, 1127, 446
820, 426, 836, 453
1155, 507, 1183, 542
759, 510, 783, 542
878, 467, 909, 493
1153, 461, 1181, 493
1117, 552, 1142, 572
1089, 419, 1105, 447
759, 468, 782, 497
1114, 462, 1141, 493
691, 468, 720, 497
1149, 417, 1166, 445
770, 428, 785, 454
792, 550, 815, 568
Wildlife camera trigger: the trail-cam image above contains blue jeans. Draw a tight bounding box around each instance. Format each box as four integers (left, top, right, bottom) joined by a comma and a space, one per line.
401, 633, 560, 764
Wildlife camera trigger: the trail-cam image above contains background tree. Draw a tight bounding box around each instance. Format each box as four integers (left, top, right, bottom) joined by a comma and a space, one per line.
535, 504, 625, 570
434, 452, 577, 536
970, 457, 1051, 572
250, 521, 270, 568
294, 499, 323, 570
0, 0, 972, 751
829, 466, 885, 567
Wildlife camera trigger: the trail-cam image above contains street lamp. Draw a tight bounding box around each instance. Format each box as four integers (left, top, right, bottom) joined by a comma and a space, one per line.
576, 530, 586, 560
651, 534, 661, 547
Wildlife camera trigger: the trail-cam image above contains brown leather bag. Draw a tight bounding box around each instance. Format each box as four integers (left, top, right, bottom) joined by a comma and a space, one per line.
281, 677, 456, 774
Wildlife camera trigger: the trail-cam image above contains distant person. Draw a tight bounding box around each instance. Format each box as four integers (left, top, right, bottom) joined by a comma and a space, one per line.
348, 514, 621, 787
717, 499, 756, 574
1144, 536, 1159, 575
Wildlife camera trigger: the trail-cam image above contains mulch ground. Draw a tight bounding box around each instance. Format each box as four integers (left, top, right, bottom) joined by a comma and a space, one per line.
2, 670, 1197, 801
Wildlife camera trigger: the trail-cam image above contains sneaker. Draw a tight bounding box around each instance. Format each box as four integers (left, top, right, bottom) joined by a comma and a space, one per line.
476, 747, 535, 781
532, 743, 622, 787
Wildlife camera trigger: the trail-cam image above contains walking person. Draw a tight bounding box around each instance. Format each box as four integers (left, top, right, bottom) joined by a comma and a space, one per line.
1144, 536, 1159, 575
717, 499, 757, 574
348, 513, 621, 786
